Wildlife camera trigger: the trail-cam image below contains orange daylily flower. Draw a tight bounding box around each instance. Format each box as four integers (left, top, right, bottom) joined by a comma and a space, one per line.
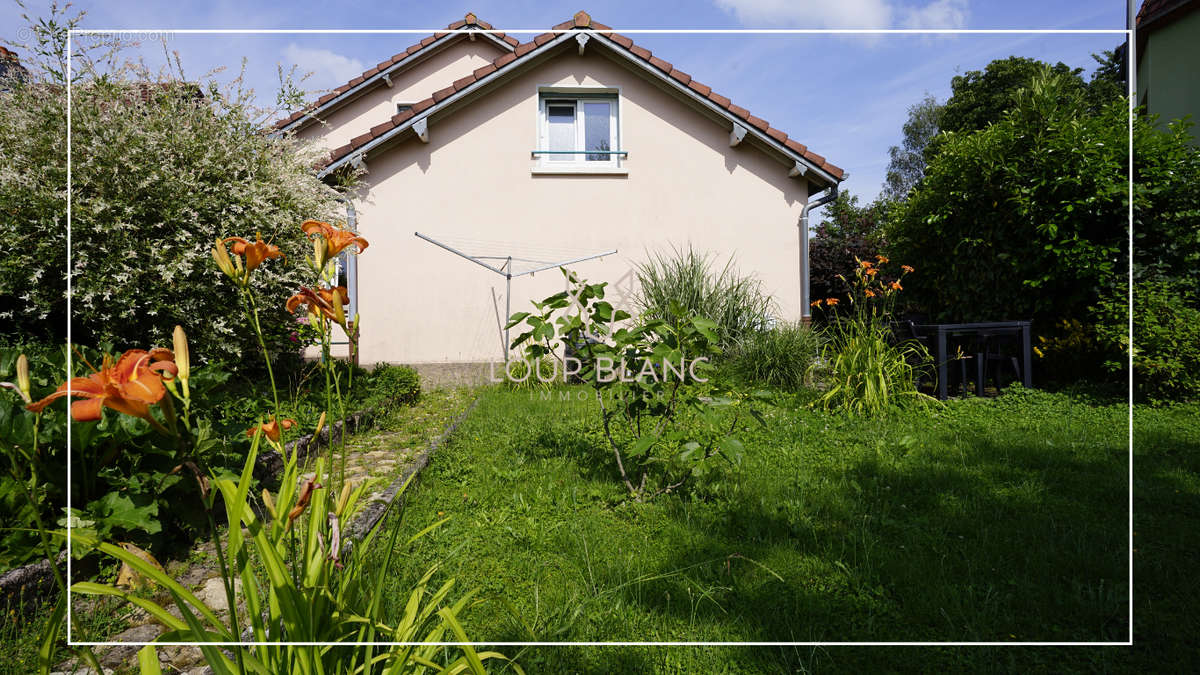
288, 476, 321, 526
246, 417, 297, 443
26, 349, 176, 422
222, 233, 285, 274
860, 260, 873, 268
302, 220, 368, 269
865, 289, 876, 298
866, 268, 878, 276
876, 255, 889, 264
890, 281, 903, 291
902, 265, 914, 273
810, 299, 823, 308
286, 285, 350, 328
825, 298, 840, 306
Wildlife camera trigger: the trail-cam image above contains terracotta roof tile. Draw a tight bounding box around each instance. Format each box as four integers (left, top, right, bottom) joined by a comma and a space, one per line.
317, 93, 336, 105
476, 19, 494, 30
610, 33, 634, 49
315, 12, 844, 182
448, 19, 467, 30
363, 67, 380, 77
687, 79, 711, 97
348, 76, 365, 87
434, 32, 449, 39
370, 120, 394, 137
784, 139, 807, 154
707, 91, 730, 108
419, 36, 436, 47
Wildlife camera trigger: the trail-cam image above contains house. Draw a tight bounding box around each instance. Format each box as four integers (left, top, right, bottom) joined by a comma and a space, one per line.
1135, 0, 1200, 139
276, 11, 845, 372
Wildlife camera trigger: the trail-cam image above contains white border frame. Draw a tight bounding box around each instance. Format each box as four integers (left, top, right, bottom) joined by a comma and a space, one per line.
65, 24, 1132, 648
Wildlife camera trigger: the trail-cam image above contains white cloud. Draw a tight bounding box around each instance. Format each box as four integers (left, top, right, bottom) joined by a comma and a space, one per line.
713, 0, 969, 29
900, 0, 969, 29
280, 44, 366, 89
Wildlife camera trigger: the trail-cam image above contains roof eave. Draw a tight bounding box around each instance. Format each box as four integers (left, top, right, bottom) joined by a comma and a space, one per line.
277, 28, 515, 136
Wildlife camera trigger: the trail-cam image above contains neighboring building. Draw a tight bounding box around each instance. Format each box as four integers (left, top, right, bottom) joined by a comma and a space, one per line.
0, 47, 29, 89
276, 11, 844, 367
1136, 0, 1200, 138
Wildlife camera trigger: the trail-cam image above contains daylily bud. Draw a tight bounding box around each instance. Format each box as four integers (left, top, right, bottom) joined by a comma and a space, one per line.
331, 287, 346, 328
262, 489, 277, 519
16, 354, 31, 403
336, 481, 352, 517
212, 237, 237, 278
173, 325, 190, 393
314, 411, 326, 439
312, 236, 328, 272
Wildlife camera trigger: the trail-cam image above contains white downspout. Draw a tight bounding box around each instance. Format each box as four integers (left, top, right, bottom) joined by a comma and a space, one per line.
799, 185, 839, 322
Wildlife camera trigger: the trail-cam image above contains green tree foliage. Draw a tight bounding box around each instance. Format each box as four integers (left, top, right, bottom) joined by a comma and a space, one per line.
809, 193, 888, 309
939, 56, 1086, 134
886, 68, 1129, 327
0, 21, 346, 366
883, 94, 942, 201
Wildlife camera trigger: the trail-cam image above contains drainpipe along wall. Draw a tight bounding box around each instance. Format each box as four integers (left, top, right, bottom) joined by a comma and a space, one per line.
799, 185, 839, 323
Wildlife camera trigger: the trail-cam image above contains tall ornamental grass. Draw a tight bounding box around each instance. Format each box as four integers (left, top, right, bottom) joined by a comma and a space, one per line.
728, 321, 822, 390
633, 245, 772, 348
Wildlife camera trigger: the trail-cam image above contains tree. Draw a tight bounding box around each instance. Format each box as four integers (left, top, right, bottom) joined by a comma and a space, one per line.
883, 94, 942, 201
939, 56, 1086, 134
886, 68, 1129, 328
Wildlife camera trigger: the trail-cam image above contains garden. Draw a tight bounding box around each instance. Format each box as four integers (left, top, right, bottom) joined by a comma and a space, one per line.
1, 6, 1198, 675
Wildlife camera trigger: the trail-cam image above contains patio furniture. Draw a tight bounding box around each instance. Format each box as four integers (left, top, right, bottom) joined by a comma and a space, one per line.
911, 321, 1033, 400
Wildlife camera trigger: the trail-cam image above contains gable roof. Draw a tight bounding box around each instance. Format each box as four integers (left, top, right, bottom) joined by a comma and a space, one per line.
273, 13, 517, 133
311, 11, 845, 187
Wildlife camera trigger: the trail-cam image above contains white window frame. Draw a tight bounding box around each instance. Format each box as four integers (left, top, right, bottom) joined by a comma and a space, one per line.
535, 87, 623, 173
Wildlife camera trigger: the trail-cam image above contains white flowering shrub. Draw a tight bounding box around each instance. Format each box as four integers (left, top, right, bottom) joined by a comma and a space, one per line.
0, 13, 350, 365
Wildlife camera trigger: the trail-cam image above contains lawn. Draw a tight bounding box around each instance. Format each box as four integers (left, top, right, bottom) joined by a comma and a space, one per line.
368, 384, 1166, 672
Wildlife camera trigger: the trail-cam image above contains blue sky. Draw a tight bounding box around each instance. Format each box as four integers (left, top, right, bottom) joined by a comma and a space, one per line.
3, 1, 1129, 204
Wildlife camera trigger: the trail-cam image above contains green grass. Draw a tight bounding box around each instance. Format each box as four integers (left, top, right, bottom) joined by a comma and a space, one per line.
373, 384, 1177, 672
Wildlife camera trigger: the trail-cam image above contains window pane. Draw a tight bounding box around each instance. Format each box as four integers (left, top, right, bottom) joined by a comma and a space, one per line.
583, 102, 611, 161
547, 104, 575, 161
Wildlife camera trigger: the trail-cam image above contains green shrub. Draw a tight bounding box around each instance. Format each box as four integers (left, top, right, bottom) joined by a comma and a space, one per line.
364, 364, 421, 406
633, 245, 771, 347
728, 321, 822, 390
0, 31, 348, 367
1094, 276, 1200, 403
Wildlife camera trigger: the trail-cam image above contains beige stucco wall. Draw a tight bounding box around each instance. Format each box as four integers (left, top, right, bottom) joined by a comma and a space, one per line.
349, 48, 812, 365
296, 38, 507, 152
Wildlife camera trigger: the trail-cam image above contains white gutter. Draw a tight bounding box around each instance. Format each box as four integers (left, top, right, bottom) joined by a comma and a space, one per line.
800, 185, 839, 319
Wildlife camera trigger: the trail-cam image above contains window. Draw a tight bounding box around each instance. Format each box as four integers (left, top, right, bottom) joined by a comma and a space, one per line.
537, 93, 620, 168
396, 103, 413, 115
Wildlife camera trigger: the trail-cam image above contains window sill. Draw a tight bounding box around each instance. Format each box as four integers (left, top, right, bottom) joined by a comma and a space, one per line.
531, 165, 629, 176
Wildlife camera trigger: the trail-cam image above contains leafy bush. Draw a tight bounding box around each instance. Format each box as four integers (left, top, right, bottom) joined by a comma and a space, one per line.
633, 245, 771, 347
0, 26, 348, 368
886, 68, 1129, 329
727, 321, 821, 390
809, 193, 889, 314
1094, 276, 1200, 403
363, 364, 421, 406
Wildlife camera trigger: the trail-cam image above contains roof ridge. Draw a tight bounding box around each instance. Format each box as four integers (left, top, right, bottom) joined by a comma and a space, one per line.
273, 12, 517, 130
321, 12, 843, 180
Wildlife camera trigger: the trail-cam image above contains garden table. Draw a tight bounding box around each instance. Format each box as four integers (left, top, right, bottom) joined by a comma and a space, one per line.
912, 321, 1033, 400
